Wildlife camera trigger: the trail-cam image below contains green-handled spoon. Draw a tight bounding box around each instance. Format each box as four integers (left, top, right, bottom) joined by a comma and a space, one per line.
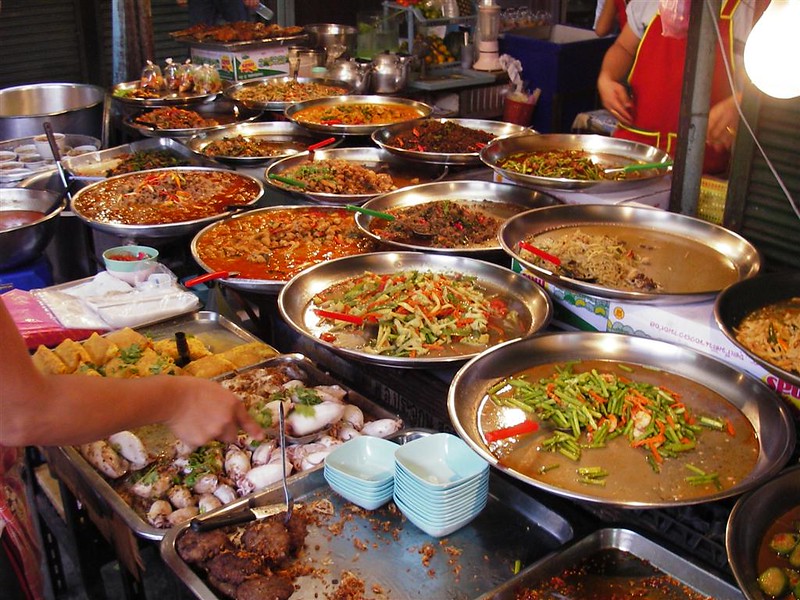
604, 160, 673, 175
269, 173, 306, 189
345, 204, 396, 221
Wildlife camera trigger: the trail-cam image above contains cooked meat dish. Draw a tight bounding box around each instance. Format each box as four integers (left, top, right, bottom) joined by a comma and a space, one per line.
277, 159, 397, 195
497, 149, 628, 181
134, 107, 218, 130
388, 120, 496, 154
236, 575, 295, 600
232, 80, 348, 104
201, 135, 310, 158
207, 550, 264, 586
735, 297, 800, 374
176, 528, 234, 565
241, 520, 292, 565
171, 22, 304, 43
105, 150, 189, 176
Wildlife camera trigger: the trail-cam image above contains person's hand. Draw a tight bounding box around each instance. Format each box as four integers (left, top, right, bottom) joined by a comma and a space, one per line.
598, 72, 635, 125
706, 94, 740, 152
242, 0, 259, 9
165, 378, 265, 447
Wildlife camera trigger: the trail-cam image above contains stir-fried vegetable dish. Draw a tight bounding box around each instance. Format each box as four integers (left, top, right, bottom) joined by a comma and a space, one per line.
293, 102, 424, 126
231, 80, 348, 105
735, 297, 800, 375
312, 270, 522, 358
497, 149, 626, 181
277, 159, 398, 195
105, 150, 189, 176
520, 229, 660, 291
134, 107, 219, 129
388, 120, 495, 154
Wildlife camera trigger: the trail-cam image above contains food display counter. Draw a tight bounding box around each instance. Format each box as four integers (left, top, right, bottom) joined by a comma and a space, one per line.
2, 25, 799, 600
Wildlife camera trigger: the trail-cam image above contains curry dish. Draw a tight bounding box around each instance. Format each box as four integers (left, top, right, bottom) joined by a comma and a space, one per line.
292, 102, 425, 126
194, 207, 379, 281
72, 169, 261, 225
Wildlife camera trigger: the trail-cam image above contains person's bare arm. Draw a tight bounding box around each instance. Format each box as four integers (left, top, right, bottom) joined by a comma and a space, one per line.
597, 25, 639, 125
0, 301, 264, 448
595, 0, 619, 37
706, 94, 741, 152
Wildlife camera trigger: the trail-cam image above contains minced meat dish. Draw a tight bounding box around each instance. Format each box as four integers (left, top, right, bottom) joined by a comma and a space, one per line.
277, 159, 397, 195
388, 120, 495, 154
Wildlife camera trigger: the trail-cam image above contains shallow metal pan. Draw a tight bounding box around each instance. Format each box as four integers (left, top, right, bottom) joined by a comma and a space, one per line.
160, 429, 575, 600
480, 132, 672, 191
284, 95, 433, 136
726, 465, 800, 600
372, 118, 531, 166
184, 121, 342, 167
224, 76, 353, 112
481, 528, 744, 600
170, 32, 307, 51
354, 180, 560, 256
714, 271, 800, 388
448, 331, 795, 508
62, 137, 223, 182
123, 100, 262, 139
278, 251, 553, 369
499, 203, 761, 304
111, 80, 221, 107
70, 166, 263, 240
264, 146, 448, 205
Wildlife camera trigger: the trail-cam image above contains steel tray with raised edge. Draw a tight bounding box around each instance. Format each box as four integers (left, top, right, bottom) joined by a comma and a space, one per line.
479, 528, 743, 600
160, 429, 575, 600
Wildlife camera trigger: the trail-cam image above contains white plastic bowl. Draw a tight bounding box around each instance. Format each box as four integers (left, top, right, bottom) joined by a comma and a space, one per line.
394, 433, 489, 489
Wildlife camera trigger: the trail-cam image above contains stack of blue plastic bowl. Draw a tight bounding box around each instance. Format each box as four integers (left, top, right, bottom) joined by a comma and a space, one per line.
393, 433, 490, 537
323, 436, 398, 510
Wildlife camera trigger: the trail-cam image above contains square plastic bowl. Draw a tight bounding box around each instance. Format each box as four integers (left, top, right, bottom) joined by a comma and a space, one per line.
324, 436, 398, 485
394, 433, 488, 489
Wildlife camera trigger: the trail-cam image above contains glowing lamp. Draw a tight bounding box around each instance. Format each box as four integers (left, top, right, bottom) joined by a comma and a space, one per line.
743, 0, 800, 99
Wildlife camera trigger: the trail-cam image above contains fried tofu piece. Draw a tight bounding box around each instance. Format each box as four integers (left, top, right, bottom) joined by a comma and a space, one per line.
153, 336, 212, 362
135, 347, 182, 376
82, 332, 120, 367
32, 346, 68, 375
104, 327, 151, 351
75, 364, 103, 377
103, 356, 141, 378
183, 355, 237, 378
218, 342, 278, 368
53, 338, 92, 373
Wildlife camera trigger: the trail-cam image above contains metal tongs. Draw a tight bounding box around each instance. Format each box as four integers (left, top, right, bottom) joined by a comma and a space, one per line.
254, 3, 274, 21
190, 404, 293, 532
42, 121, 76, 202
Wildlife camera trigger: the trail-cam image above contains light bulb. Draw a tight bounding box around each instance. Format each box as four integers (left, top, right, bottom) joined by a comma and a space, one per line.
743, 0, 800, 99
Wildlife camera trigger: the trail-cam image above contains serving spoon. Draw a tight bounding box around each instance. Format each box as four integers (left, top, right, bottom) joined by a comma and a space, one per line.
344, 204, 435, 239
518, 241, 596, 283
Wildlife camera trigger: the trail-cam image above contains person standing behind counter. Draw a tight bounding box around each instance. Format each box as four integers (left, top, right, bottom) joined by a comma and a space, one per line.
0, 301, 264, 600
597, 0, 763, 175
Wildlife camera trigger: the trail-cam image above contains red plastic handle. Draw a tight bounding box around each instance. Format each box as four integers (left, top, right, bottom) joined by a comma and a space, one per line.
184, 271, 238, 287
307, 136, 337, 152
518, 241, 562, 267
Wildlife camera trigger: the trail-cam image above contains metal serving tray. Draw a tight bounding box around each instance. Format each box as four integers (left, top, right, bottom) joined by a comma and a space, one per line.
123, 100, 262, 139
161, 429, 575, 599
61, 137, 224, 182
51, 342, 399, 541
480, 528, 744, 600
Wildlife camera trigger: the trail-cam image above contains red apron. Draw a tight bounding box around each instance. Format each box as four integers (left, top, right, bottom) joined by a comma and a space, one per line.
614, 0, 629, 30
614, 0, 739, 175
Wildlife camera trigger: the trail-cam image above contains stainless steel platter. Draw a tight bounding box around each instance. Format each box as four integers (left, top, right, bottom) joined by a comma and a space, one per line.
354, 180, 560, 256
448, 331, 795, 508
70, 166, 263, 240
190, 205, 381, 294
284, 94, 433, 136
224, 76, 353, 112
372, 118, 531, 166
500, 203, 761, 304
481, 528, 744, 600
111, 80, 221, 107
62, 136, 223, 182
123, 100, 262, 139
0, 134, 101, 185
169, 31, 307, 51
726, 465, 800, 600
480, 132, 672, 191
264, 146, 448, 205
185, 121, 342, 167
278, 251, 553, 369
714, 271, 800, 388
160, 429, 575, 600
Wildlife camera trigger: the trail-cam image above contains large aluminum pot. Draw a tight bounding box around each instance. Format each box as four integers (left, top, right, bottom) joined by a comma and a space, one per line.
0, 83, 105, 140
305, 23, 358, 59
0, 189, 65, 271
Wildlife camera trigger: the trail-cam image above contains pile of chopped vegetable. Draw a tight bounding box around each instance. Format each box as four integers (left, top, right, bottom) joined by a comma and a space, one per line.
312, 270, 517, 357
488, 363, 734, 482
497, 149, 624, 181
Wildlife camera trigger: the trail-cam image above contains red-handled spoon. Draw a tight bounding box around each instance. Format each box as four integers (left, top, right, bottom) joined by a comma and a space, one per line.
184, 271, 240, 287
307, 136, 337, 153
517, 241, 595, 283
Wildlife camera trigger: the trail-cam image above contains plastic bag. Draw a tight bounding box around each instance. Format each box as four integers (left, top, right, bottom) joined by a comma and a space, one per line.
140, 59, 164, 92
163, 57, 180, 91
660, 0, 691, 39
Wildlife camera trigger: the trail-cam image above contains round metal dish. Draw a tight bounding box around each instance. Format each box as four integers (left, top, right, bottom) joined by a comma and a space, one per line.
123, 100, 262, 139
500, 203, 761, 304
480, 133, 672, 191
448, 331, 796, 508
111, 80, 221, 107
70, 167, 263, 240
264, 146, 448, 205
185, 121, 343, 167
355, 180, 560, 256
0, 189, 65, 270
372, 118, 530, 166
278, 251, 553, 369
714, 271, 800, 388
285, 95, 433, 136
726, 465, 800, 600
224, 76, 353, 112
190, 205, 380, 294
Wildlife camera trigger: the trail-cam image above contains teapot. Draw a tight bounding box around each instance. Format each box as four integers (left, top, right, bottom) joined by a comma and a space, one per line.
370, 52, 414, 94
328, 58, 372, 94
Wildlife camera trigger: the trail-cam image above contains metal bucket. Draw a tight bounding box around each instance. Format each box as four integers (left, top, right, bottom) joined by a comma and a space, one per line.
0, 83, 105, 140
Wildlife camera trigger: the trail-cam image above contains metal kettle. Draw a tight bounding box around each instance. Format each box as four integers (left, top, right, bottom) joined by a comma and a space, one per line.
370, 52, 414, 94
328, 58, 372, 94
